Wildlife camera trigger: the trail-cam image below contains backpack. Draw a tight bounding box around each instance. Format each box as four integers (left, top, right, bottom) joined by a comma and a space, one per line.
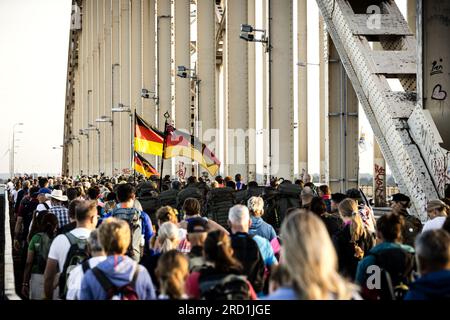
205, 188, 236, 228
199, 273, 252, 300
402, 215, 423, 247
111, 207, 143, 262
365, 248, 416, 300
177, 186, 204, 212
92, 266, 140, 300
21, 197, 39, 241
321, 213, 344, 239
158, 189, 179, 208
276, 183, 302, 222
33, 232, 52, 274
59, 232, 90, 299
262, 188, 280, 230
138, 192, 160, 227
230, 233, 266, 293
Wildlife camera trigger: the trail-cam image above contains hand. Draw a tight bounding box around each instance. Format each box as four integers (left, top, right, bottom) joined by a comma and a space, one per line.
21, 284, 29, 298
13, 239, 21, 251
354, 245, 364, 260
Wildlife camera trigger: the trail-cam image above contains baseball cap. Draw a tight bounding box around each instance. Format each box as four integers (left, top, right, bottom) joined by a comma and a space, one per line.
187, 217, 208, 233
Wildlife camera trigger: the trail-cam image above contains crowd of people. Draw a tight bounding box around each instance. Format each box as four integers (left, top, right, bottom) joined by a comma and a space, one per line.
5, 173, 450, 300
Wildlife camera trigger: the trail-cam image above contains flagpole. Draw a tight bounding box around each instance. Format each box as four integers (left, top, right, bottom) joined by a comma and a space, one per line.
159, 112, 170, 192
133, 110, 136, 185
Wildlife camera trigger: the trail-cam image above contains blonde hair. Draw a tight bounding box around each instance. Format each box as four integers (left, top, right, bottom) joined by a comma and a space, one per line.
339, 198, 365, 243
158, 222, 180, 253
280, 211, 356, 300
247, 196, 264, 216
99, 218, 131, 255
155, 250, 189, 299
427, 200, 449, 217
156, 206, 178, 225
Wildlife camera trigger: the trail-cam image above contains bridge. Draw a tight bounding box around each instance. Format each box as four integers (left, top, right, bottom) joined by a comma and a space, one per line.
61, 0, 449, 219
1, 0, 449, 302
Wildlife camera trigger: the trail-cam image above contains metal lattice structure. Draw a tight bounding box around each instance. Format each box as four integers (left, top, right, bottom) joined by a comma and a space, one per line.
316, 0, 449, 220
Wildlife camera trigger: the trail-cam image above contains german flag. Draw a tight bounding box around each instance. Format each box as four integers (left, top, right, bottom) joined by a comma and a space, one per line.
163, 125, 220, 176
134, 113, 164, 156
133, 152, 159, 177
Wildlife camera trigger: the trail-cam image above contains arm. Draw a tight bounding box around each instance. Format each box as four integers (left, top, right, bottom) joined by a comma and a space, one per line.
141, 212, 153, 245
79, 272, 95, 300
206, 219, 229, 235
21, 250, 35, 298
43, 258, 58, 300
13, 216, 23, 251
137, 266, 156, 300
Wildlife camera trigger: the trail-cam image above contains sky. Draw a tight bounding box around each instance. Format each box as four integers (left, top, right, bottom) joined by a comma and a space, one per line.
0, 0, 407, 177
0, 0, 72, 175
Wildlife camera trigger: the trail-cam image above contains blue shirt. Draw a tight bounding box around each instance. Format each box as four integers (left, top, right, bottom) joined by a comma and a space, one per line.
80, 255, 156, 300
249, 216, 277, 241
261, 287, 298, 300
252, 234, 278, 267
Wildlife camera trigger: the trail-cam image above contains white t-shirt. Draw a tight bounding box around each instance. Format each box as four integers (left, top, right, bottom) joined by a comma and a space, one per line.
37, 201, 52, 212
48, 228, 92, 272
178, 228, 187, 241
66, 256, 107, 300
422, 216, 447, 233
6, 181, 14, 191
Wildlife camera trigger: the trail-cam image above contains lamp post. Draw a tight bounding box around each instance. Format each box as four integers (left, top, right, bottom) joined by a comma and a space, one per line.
177, 65, 200, 177
11, 122, 24, 177
112, 104, 133, 171
96, 116, 114, 176
79, 129, 90, 175
240, 23, 271, 181
85, 124, 101, 174
67, 136, 81, 176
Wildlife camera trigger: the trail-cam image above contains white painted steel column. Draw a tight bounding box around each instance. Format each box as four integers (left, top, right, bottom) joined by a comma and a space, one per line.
120, 0, 131, 173
297, 0, 308, 179
269, 0, 294, 179
197, 0, 217, 177
174, 0, 192, 177
112, 0, 121, 174
226, 0, 249, 179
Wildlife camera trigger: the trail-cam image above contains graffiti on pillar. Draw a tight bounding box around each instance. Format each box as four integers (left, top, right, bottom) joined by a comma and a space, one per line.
430, 58, 444, 76
122, 168, 131, 175
176, 161, 187, 181
431, 84, 447, 101
374, 164, 386, 205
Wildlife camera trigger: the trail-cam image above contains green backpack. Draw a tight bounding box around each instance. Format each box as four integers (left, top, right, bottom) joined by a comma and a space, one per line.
33, 232, 52, 274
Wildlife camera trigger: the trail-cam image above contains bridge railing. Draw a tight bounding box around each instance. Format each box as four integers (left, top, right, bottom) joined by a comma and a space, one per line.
0, 184, 21, 300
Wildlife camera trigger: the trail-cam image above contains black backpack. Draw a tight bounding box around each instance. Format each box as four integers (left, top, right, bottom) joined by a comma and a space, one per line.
199, 272, 252, 300
365, 248, 416, 300
231, 233, 266, 293
177, 186, 204, 212
402, 215, 423, 247
262, 187, 280, 229
158, 189, 179, 208
276, 183, 301, 221
21, 197, 39, 241
59, 232, 90, 299
205, 188, 236, 228
138, 192, 160, 227
111, 207, 143, 262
